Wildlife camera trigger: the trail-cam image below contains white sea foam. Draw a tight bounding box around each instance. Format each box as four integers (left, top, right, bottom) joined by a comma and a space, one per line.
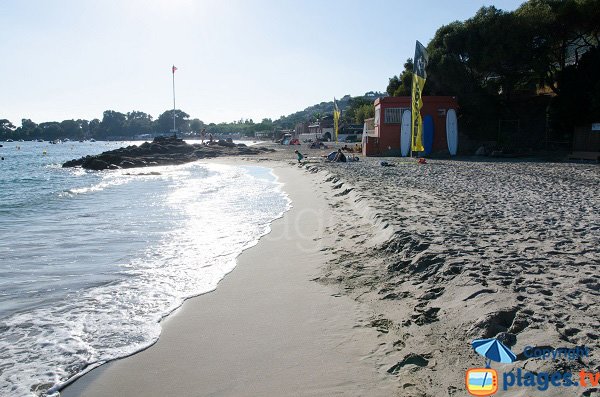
0, 161, 290, 397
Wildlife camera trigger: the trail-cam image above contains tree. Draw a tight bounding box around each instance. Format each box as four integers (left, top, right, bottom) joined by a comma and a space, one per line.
255, 118, 272, 131
386, 76, 400, 96
341, 97, 373, 123
549, 46, 600, 136
189, 118, 205, 134
74, 119, 90, 139
0, 119, 16, 140
89, 119, 101, 138
423, 7, 536, 138
19, 119, 40, 139
423, 0, 600, 141
125, 111, 153, 137
155, 109, 190, 134
100, 110, 126, 138
426, 7, 537, 100
39, 122, 63, 140
386, 59, 414, 96
516, 0, 600, 95
60, 119, 83, 140
310, 112, 322, 122
354, 103, 375, 123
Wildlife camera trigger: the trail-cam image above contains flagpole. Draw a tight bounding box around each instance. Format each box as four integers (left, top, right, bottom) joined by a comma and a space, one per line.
333, 98, 336, 143
172, 65, 176, 138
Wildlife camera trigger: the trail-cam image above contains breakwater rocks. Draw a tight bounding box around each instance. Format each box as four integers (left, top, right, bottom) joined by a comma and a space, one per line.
62, 136, 273, 170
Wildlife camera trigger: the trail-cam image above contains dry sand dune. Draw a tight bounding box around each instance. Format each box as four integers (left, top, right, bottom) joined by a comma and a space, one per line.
293, 155, 600, 397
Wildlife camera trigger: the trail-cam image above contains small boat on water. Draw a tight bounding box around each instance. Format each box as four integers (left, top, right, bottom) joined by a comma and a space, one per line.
6, 139, 13, 142
90, 138, 96, 142
36, 139, 44, 142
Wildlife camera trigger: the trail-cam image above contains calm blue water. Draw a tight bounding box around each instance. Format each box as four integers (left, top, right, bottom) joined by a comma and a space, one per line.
0, 140, 290, 396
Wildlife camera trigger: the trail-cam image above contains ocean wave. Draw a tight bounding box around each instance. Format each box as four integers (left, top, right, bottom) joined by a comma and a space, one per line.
0, 162, 290, 397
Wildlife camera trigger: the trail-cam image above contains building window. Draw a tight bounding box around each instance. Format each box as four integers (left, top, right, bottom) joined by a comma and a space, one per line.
384, 108, 406, 124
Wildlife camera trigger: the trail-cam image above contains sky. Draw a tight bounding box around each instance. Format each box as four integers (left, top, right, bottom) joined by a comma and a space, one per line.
0, 0, 525, 126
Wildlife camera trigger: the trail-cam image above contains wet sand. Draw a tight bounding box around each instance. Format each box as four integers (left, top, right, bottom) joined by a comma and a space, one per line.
62, 162, 396, 397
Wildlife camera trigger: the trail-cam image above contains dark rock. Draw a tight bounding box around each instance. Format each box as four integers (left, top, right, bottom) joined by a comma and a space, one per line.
62, 136, 272, 170
217, 139, 236, 148
119, 160, 136, 168
62, 158, 82, 167
85, 158, 109, 170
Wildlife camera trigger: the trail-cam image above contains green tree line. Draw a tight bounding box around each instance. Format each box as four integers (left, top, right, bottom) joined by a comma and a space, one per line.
386, 0, 599, 146
1, 92, 383, 141
0, 110, 201, 141
276, 92, 383, 129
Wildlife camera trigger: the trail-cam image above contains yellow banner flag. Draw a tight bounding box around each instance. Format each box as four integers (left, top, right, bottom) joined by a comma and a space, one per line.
411, 41, 428, 153
333, 98, 340, 142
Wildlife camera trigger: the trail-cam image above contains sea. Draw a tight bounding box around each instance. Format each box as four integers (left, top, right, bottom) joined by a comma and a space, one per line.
0, 140, 290, 397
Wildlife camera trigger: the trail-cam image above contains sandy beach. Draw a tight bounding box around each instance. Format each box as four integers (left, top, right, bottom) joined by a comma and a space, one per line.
62, 161, 396, 397
290, 147, 600, 397
4, 1, 598, 395
62, 145, 600, 397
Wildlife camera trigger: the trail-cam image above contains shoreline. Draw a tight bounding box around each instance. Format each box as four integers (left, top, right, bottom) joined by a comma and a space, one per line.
54, 146, 600, 396
62, 160, 396, 397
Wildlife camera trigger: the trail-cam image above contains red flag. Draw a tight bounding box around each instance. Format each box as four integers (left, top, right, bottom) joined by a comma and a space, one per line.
172, 65, 177, 73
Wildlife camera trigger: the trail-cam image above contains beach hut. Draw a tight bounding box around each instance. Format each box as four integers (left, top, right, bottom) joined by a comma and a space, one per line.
571, 123, 600, 161
363, 96, 459, 156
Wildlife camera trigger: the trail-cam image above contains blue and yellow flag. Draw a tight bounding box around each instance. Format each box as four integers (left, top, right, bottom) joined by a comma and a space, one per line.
411, 41, 428, 153
333, 97, 341, 143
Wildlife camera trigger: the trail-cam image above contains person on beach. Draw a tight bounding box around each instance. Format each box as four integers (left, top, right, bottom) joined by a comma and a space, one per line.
294, 150, 304, 163
200, 128, 206, 143
333, 149, 347, 162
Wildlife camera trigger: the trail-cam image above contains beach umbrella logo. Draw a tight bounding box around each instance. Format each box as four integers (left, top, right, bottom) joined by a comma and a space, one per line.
472, 338, 517, 366
465, 338, 516, 396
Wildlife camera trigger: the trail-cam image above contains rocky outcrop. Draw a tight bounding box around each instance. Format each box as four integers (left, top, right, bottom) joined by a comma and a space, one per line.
62, 136, 273, 170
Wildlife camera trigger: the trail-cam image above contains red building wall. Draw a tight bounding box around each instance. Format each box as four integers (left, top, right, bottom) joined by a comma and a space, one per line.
364, 96, 458, 156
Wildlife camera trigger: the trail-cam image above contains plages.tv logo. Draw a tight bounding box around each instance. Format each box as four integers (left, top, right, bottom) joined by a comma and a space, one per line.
466, 338, 516, 396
